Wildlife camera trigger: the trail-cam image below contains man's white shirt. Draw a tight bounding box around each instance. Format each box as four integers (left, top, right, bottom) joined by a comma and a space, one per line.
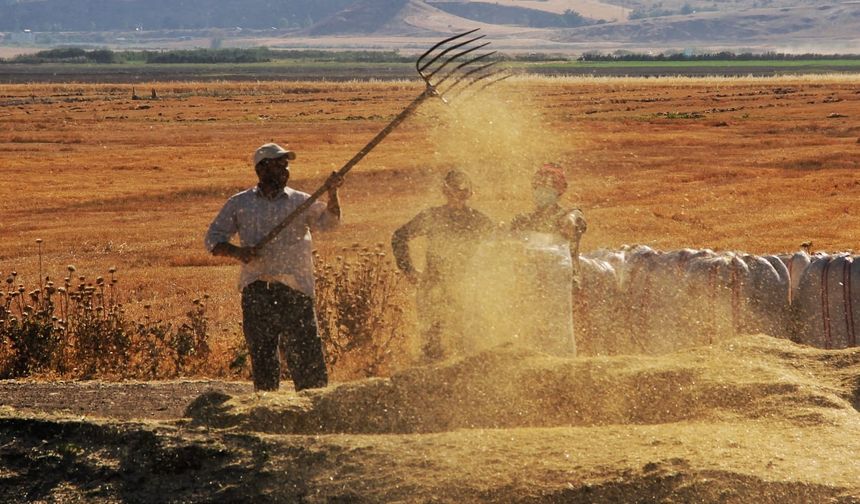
205, 186, 339, 296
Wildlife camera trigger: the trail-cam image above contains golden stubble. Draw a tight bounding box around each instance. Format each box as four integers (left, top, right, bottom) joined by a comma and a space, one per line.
3, 75, 860, 364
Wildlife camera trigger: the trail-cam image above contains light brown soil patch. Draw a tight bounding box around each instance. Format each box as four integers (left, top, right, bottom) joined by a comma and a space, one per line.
0, 380, 250, 420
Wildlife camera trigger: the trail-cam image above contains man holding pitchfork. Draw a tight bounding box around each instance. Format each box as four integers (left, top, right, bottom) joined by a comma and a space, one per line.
205, 142, 344, 392
392, 169, 495, 362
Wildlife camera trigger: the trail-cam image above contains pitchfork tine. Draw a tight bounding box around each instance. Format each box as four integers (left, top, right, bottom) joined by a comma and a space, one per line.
419, 36, 487, 76
466, 69, 508, 89
425, 41, 491, 80
437, 57, 498, 90
416, 28, 480, 77
473, 72, 514, 94
443, 68, 511, 101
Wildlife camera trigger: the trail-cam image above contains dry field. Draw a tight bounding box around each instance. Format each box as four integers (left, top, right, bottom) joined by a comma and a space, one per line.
2, 75, 859, 335
2, 75, 860, 502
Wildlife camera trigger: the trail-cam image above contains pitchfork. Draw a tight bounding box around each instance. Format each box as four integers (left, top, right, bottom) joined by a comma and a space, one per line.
251, 29, 510, 252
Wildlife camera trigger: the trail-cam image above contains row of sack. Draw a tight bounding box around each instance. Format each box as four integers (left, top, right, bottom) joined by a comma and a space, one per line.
575, 245, 859, 355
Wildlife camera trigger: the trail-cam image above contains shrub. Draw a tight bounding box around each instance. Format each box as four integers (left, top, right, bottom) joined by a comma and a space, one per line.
144, 48, 272, 64
0, 262, 211, 379
6, 47, 121, 64
0, 241, 408, 381
269, 49, 413, 63
314, 244, 408, 379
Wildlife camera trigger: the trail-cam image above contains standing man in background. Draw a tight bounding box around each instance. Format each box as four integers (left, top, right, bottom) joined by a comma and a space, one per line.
392, 169, 495, 362
508, 162, 587, 355
510, 162, 587, 272
205, 142, 343, 392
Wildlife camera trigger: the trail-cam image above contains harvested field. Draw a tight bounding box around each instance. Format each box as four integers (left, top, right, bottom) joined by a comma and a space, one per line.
3, 76, 859, 332
2, 75, 860, 501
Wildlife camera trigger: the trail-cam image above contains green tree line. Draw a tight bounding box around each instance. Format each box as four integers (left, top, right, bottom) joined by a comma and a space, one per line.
0, 47, 417, 64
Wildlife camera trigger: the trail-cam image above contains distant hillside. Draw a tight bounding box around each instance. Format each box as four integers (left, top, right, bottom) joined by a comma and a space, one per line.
0, 0, 624, 32
428, 2, 595, 27
0, 0, 354, 31
307, 0, 604, 35
308, 0, 410, 35
550, 3, 860, 46
1, 0, 860, 51
437, 0, 628, 21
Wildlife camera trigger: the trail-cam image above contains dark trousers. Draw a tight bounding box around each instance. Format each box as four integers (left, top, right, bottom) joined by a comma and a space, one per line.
241, 281, 328, 392
417, 278, 465, 362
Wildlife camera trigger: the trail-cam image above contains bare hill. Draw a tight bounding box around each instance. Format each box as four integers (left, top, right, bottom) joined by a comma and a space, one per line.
552, 3, 860, 47
434, 0, 630, 20
308, 0, 492, 37
2, 0, 860, 51
306, 0, 578, 36
308, 0, 409, 36
300, 1, 860, 51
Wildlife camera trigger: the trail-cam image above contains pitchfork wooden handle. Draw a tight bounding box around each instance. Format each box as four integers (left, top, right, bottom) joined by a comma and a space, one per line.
250, 89, 433, 252
251, 29, 502, 252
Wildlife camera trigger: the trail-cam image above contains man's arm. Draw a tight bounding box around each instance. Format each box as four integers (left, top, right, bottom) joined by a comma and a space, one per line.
562, 208, 587, 287
509, 212, 531, 232
211, 242, 257, 264
308, 172, 344, 231
391, 210, 429, 283
559, 208, 587, 242
205, 197, 257, 263
474, 209, 497, 237
325, 172, 344, 218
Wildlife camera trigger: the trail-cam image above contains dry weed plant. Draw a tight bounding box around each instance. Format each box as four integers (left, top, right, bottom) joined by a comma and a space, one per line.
0, 242, 211, 379
314, 243, 408, 380
0, 240, 408, 382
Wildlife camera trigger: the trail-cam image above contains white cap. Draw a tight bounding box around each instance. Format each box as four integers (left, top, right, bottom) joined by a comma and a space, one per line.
253, 143, 296, 166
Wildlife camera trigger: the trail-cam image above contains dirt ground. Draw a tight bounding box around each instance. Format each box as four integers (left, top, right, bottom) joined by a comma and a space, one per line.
0, 335, 858, 502
0, 380, 251, 421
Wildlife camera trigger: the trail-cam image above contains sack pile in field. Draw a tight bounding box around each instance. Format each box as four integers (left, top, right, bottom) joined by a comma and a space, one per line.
576, 246, 859, 354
